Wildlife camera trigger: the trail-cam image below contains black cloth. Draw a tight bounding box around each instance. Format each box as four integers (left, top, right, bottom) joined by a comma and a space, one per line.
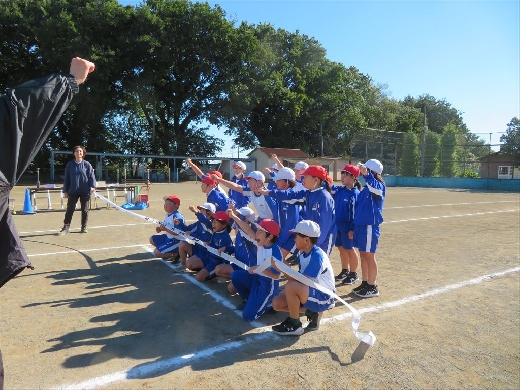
0, 73, 79, 288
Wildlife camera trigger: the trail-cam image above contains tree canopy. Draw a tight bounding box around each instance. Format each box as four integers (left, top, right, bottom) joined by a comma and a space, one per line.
0, 0, 495, 172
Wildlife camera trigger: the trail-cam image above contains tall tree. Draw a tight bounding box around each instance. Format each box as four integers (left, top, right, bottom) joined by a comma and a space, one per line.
399, 133, 419, 176
500, 117, 520, 165
440, 124, 458, 177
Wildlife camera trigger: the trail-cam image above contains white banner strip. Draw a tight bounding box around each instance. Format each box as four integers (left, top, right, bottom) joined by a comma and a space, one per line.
253, 257, 375, 346
94, 193, 248, 270
95, 193, 374, 345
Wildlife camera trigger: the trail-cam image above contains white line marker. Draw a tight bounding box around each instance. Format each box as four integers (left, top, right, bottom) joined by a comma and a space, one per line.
55, 266, 520, 390
386, 209, 519, 223
386, 200, 518, 210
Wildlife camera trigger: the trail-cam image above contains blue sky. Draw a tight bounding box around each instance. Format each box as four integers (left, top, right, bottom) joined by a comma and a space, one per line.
119, 0, 519, 157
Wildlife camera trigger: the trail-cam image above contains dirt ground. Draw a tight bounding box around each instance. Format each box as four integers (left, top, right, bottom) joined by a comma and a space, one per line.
1, 183, 519, 389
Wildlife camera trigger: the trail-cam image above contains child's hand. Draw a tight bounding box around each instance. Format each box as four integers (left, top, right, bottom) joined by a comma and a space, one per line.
155, 226, 162, 233
189, 205, 197, 213
348, 230, 354, 239
173, 217, 180, 225
210, 173, 220, 181
217, 247, 226, 255
255, 188, 269, 196
263, 167, 272, 173
226, 209, 237, 219
248, 265, 258, 274
185, 158, 192, 165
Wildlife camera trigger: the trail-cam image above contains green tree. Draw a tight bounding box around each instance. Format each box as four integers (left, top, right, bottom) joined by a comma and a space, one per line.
439, 124, 458, 177
399, 132, 419, 176
500, 117, 520, 165
423, 131, 441, 177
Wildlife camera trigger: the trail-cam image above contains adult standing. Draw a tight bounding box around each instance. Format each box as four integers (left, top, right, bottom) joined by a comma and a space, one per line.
59, 145, 96, 234
0, 57, 95, 389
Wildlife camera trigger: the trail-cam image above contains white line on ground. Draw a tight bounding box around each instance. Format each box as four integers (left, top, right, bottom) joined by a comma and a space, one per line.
55, 266, 520, 390
19, 223, 149, 234
386, 209, 519, 223
27, 244, 150, 257
386, 200, 518, 209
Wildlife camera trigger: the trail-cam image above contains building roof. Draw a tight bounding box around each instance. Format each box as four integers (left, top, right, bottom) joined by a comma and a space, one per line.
247, 147, 310, 159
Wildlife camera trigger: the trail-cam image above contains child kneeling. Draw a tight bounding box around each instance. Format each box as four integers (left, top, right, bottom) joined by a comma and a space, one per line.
271, 220, 336, 336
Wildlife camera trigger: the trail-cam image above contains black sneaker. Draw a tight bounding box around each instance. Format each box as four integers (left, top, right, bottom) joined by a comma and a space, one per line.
305, 311, 323, 332
170, 254, 180, 264
341, 272, 359, 285
272, 317, 304, 336
355, 284, 379, 298
204, 272, 217, 282
80, 226, 88, 233
286, 253, 299, 266
352, 280, 368, 293
335, 269, 350, 281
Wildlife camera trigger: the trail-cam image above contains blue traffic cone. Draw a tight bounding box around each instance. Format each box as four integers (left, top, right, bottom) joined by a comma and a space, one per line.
22, 188, 35, 214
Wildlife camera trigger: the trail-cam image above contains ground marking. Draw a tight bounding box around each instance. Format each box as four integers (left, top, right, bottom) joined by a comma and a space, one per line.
386, 209, 519, 223
55, 266, 520, 390
27, 244, 150, 257
386, 200, 518, 209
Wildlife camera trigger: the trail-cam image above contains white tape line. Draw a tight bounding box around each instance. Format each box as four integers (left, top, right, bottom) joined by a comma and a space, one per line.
95, 193, 248, 270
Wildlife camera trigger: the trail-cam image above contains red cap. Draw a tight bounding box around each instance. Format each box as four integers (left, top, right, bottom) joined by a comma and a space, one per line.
202, 176, 218, 186
163, 195, 180, 205
208, 170, 223, 178
302, 165, 331, 183
213, 210, 230, 222
257, 218, 281, 236
341, 164, 360, 178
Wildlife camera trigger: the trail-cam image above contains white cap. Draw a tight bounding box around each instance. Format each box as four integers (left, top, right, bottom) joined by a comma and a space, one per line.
232, 161, 246, 170
244, 171, 265, 182
273, 167, 296, 181
294, 161, 309, 171
197, 202, 216, 213
364, 159, 383, 174
271, 163, 279, 170
290, 220, 321, 238
236, 207, 256, 223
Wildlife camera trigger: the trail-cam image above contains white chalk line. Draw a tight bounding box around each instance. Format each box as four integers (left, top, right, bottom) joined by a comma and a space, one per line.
386, 209, 519, 223
54, 264, 520, 390
386, 200, 518, 209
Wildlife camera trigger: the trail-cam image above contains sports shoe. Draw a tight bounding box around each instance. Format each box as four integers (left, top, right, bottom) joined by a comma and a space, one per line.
169, 254, 180, 264
335, 269, 350, 281
286, 253, 299, 266
171, 262, 186, 273
80, 226, 88, 233
204, 272, 217, 282
352, 280, 369, 293
305, 311, 323, 332
341, 272, 359, 285
272, 317, 304, 336
59, 225, 70, 235
355, 284, 379, 298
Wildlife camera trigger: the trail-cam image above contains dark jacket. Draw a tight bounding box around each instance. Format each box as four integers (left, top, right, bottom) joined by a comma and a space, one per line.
63, 159, 96, 196
0, 73, 78, 288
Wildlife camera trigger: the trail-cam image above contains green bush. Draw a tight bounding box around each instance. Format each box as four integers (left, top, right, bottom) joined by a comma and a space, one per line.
459, 170, 479, 178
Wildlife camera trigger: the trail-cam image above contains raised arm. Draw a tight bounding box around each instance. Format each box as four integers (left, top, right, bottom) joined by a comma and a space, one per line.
227, 209, 255, 240
185, 158, 204, 179
270, 153, 284, 169
212, 174, 244, 193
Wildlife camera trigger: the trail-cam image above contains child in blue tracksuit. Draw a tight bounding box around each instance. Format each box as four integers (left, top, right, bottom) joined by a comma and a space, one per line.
173, 202, 215, 270
186, 211, 234, 282
259, 165, 336, 255
201, 176, 232, 212
149, 195, 185, 260
227, 212, 282, 322
332, 165, 362, 286
271, 220, 336, 336
214, 207, 257, 286
229, 161, 252, 208
352, 159, 386, 298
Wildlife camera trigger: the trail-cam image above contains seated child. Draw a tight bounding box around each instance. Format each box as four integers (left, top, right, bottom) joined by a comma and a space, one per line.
271, 220, 336, 336
227, 211, 282, 321
173, 202, 215, 271
185, 211, 234, 282
214, 207, 257, 290
149, 195, 184, 261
